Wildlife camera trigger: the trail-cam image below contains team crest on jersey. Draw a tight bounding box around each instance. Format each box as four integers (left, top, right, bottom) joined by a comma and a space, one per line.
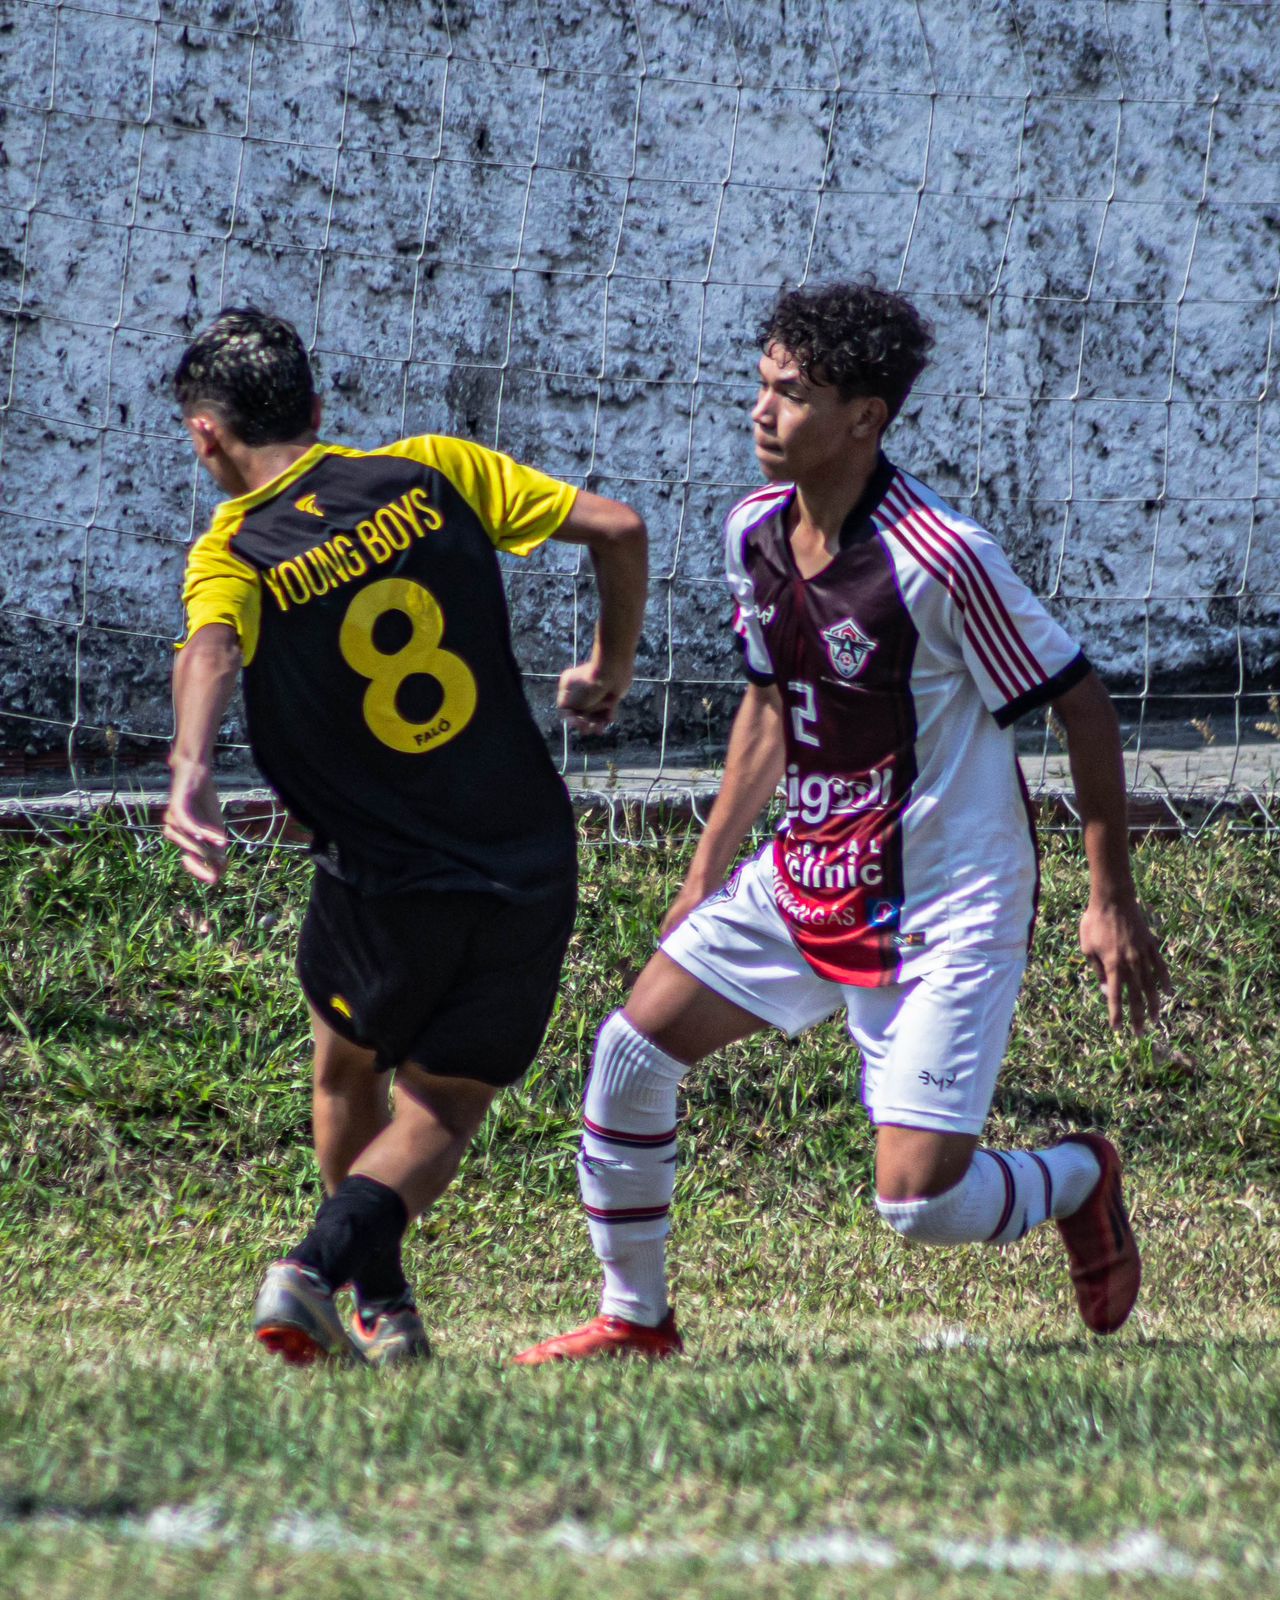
821, 616, 874, 680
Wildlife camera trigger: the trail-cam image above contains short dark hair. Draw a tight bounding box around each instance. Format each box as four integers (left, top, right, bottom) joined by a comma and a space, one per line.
758, 282, 934, 423
173, 307, 315, 446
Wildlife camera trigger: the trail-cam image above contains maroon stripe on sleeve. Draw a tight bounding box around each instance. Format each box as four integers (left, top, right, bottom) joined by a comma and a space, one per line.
886, 501, 1024, 701
898, 523, 1028, 696
892, 481, 1047, 687
885, 487, 1037, 697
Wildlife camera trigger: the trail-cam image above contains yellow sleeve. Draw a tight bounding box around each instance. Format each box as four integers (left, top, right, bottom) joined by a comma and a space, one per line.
177, 513, 262, 666
379, 436, 578, 557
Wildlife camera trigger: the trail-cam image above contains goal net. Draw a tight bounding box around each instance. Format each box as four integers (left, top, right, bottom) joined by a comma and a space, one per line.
1, 0, 1277, 833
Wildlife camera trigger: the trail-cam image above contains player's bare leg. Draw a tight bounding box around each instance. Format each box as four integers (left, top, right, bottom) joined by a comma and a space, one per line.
625, 951, 765, 1063
875, 1126, 979, 1200
308, 1005, 390, 1193
515, 954, 764, 1365
255, 1056, 495, 1367
253, 1011, 400, 1365
315, 1062, 499, 1364
350, 1062, 496, 1217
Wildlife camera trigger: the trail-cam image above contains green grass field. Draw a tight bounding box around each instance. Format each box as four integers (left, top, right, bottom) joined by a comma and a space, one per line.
2, 818, 1279, 1597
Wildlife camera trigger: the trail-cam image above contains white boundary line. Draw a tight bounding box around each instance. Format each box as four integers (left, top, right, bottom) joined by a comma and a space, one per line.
0, 1502, 1252, 1580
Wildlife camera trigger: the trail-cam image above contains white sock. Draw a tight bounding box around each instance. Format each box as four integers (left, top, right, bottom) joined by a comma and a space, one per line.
876, 1141, 1102, 1246
577, 1011, 687, 1325
601, 1238, 667, 1327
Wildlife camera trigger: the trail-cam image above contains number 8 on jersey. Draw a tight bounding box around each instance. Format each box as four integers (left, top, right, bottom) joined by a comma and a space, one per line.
339, 577, 477, 755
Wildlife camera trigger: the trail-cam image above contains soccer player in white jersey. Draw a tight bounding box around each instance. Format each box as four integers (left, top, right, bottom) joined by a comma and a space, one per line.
515, 282, 1170, 1364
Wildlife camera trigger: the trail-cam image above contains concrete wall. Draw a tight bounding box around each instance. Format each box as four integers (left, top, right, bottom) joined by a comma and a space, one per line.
1, 0, 1277, 763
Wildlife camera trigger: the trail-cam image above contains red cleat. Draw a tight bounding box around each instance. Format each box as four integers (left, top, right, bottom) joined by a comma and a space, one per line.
1055, 1134, 1141, 1335
513, 1310, 683, 1366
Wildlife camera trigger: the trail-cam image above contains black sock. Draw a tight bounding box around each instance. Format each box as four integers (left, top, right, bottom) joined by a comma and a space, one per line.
287, 1175, 410, 1306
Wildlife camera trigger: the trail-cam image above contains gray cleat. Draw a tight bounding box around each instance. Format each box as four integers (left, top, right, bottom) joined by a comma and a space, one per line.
348, 1302, 432, 1367
252, 1260, 362, 1366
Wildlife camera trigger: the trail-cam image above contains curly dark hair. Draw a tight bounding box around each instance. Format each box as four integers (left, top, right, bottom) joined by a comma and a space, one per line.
173, 307, 315, 446
758, 282, 934, 423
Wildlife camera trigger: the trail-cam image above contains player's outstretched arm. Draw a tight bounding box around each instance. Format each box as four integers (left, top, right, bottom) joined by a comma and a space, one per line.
165, 622, 242, 887
661, 683, 785, 936
1052, 668, 1172, 1032
549, 490, 648, 733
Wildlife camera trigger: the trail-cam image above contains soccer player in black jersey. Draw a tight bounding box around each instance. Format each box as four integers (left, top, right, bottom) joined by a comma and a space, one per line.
165, 307, 647, 1365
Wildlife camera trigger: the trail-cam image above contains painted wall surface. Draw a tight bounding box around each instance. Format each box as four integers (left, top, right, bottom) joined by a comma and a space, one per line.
1, 0, 1277, 758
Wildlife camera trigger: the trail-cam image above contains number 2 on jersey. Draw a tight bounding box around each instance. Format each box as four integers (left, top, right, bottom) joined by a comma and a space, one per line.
339, 577, 477, 754
788, 680, 820, 747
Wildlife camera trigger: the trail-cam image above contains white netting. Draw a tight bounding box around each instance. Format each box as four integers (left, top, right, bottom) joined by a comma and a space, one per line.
1, 0, 1278, 835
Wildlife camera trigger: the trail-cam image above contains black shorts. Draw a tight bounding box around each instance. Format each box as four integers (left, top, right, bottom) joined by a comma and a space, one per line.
296, 867, 576, 1085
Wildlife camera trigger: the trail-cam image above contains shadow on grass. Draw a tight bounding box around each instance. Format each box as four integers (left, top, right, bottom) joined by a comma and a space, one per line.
1, 1493, 142, 1522
989, 1084, 1111, 1128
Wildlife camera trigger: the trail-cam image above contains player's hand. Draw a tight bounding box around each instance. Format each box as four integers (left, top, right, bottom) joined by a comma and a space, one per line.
557, 660, 632, 734
1079, 897, 1171, 1033
164, 762, 228, 887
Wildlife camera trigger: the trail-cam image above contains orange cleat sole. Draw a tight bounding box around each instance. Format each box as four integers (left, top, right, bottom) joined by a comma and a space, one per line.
255, 1324, 328, 1367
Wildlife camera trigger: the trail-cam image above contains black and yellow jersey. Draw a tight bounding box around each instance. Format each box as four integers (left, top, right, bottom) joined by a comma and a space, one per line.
178, 435, 579, 900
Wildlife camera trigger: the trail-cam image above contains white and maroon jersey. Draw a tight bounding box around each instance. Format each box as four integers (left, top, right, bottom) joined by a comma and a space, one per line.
725, 454, 1089, 987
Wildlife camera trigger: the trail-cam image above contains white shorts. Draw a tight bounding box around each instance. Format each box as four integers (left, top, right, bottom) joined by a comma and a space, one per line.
661, 848, 1026, 1137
